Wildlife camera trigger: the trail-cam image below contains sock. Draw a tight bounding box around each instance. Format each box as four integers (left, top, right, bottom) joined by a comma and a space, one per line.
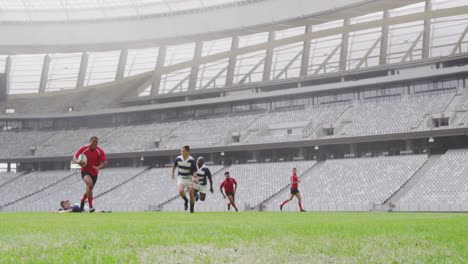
81, 194, 87, 203
183, 196, 188, 202
88, 196, 93, 208
299, 202, 303, 211
232, 203, 238, 210
281, 200, 288, 207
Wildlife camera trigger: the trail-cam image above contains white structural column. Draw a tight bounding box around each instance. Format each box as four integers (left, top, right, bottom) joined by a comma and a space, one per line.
5, 56, 11, 94
300, 25, 312, 77
339, 18, 350, 72
262, 31, 276, 81
188, 41, 203, 92
38, 54, 50, 93
225, 36, 239, 87
422, 0, 432, 59
380, 9, 389, 65
115, 49, 128, 81
76, 52, 88, 89
151, 46, 167, 96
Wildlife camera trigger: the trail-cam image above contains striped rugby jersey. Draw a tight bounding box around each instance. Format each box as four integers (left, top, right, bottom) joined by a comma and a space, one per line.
174, 155, 197, 179
196, 165, 212, 186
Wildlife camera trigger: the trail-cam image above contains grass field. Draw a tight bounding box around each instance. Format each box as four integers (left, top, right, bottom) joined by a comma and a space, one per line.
0, 212, 466, 263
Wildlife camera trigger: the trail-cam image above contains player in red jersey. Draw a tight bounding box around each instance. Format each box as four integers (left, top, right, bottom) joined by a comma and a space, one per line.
280, 168, 306, 212
74, 136, 108, 213
220, 171, 238, 212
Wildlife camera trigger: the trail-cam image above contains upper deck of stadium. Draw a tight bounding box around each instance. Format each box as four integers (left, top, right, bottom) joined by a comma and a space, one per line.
0, 0, 466, 115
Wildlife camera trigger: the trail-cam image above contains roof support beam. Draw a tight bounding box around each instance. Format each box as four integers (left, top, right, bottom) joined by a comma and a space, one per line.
188, 41, 203, 92
202, 66, 228, 90
76, 52, 88, 89
313, 43, 341, 75
422, 0, 432, 59
355, 35, 382, 70
167, 73, 191, 94
151, 46, 167, 96
238, 56, 266, 85
135, 5, 468, 94
379, 9, 390, 65
300, 25, 312, 77
401, 31, 424, 63
274, 49, 303, 80
5, 56, 11, 95
451, 25, 468, 55
39, 55, 50, 94
262, 31, 275, 81
225, 36, 239, 87
339, 18, 350, 72
116, 49, 128, 81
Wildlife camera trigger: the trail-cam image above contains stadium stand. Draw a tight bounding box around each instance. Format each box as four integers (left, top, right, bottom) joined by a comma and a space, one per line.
160, 114, 259, 148
340, 93, 454, 136
266, 155, 428, 211
102, 122, 182, 153
0, 170, 76, 207
0, 171, 24, 186
0, 91, 461, 158
398, 149, 468, 206
0, 130, 57, 158
34, 127, 115, 157
243, 104, 350, 143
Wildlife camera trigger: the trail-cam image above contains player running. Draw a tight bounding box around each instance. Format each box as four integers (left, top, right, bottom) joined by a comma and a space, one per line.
220, 171, 238, 212
280, 167, 306, 212
74, 136, 108, 213
171, 145, 198, 213
193, 157, 214, 202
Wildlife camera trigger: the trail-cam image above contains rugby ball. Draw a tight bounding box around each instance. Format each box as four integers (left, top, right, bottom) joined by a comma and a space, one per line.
76, 154, 87, 167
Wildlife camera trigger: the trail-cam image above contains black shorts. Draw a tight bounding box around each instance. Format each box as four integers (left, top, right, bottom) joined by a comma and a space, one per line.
81, 172, 98, 185
226, 192, 235, 198
290, 188, 299, 195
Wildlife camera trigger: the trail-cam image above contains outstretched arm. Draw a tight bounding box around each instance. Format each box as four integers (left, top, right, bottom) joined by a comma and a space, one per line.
220, 185, 226, 199
207, 170, 213, 193
171, 162, 177, 180
208, 175, 214, 193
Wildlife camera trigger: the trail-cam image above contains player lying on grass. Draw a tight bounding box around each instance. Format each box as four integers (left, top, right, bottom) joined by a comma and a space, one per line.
53, 200, 111, 213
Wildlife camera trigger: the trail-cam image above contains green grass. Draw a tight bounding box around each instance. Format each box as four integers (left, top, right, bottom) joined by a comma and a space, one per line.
0, 212, 467, 263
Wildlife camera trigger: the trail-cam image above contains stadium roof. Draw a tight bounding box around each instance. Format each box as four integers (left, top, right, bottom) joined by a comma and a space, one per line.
0, 0, 261, 22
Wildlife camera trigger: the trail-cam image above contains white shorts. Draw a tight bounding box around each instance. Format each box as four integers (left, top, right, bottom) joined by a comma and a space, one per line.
177, 177, 193, 188
193, 182, 208, 194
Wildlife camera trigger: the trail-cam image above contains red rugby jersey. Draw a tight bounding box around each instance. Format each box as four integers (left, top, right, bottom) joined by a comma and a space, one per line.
220, 178, 237, 193
75, 145, 107, 176
291, 173, 299, 189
